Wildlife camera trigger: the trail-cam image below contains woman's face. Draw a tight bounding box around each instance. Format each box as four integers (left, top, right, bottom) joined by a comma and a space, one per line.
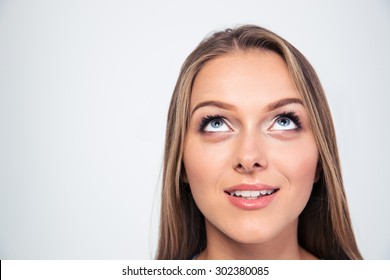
183, 50, 318, 245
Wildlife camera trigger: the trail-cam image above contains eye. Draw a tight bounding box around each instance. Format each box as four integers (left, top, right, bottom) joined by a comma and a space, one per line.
269, 112, 301, 131
200, 115, 231, 133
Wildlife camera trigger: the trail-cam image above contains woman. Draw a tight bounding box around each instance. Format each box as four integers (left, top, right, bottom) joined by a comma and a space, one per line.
157, 25, 362, 260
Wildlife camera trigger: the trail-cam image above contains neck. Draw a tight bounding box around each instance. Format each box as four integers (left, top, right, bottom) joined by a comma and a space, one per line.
197, 219, 315, 260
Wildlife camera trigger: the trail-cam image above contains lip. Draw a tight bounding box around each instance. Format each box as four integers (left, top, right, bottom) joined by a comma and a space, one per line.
224, 184, 279, 210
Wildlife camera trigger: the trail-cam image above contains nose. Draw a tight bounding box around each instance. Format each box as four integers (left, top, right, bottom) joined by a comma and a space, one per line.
233, 130, 268, 174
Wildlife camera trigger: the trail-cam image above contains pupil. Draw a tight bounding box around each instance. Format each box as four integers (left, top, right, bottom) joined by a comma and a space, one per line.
211, 120, 222, 128
278, 118, 290, 126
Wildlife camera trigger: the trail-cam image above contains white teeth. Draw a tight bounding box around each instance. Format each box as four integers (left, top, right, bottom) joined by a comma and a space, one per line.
231, 189, 275, 198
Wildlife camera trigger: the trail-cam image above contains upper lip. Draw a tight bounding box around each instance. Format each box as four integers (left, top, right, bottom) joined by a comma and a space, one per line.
224, 184, 279, 193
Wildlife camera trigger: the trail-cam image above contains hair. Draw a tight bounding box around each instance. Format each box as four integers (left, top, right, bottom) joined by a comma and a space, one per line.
156, 25, 362, 260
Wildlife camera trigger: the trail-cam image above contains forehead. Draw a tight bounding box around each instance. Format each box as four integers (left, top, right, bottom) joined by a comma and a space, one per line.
191, 50, 300, 109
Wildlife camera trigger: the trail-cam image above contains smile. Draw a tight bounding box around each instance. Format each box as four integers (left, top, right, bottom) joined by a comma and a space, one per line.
224, 184, 280, 210
226, 189, 277, 200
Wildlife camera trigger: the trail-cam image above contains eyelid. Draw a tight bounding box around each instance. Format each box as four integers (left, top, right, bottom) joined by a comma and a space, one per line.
269, 111, 302, 131
199, 115, 232, 133
197, 111, 302, 133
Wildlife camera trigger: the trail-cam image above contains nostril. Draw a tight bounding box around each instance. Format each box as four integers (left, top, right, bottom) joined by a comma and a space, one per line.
234, 161, 265, 173
236, 163, 244, 169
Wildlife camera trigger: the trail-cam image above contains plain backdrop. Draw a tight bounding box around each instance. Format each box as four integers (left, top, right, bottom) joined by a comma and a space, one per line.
0, 0, 389, 259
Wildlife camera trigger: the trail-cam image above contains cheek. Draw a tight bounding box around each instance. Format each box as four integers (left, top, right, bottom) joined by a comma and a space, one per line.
273, 138, 318, 201
183, 137, 229, 190
265, 138, 318, 232
287, 142, 318, 182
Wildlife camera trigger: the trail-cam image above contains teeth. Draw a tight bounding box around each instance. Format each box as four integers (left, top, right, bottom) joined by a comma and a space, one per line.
231, 189, 275, 198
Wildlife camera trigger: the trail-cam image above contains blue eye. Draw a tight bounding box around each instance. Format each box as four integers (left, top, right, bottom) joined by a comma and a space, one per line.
200, 115, 231, 132
277, 117, 294, 127
270, 112, 301, 131
210, 119, 224, 128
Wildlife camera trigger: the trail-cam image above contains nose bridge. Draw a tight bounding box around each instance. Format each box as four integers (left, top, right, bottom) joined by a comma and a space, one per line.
234, 125, 267, 171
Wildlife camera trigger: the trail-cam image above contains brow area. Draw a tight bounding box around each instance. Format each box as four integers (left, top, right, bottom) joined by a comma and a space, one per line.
191, 101, 237, 116
265, 98, 304, 112
191, 98, 303, 117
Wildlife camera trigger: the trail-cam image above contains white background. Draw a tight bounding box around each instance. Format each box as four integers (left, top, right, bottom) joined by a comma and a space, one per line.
2, 260, 390, 279
0, 0, 389, 259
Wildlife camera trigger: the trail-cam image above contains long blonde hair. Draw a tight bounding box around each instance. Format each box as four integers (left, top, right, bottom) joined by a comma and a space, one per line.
157, 25, 362, 260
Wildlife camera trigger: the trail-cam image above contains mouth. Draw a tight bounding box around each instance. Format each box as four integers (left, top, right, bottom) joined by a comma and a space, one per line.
225, 189, 279, 200
223, 184, 280, 209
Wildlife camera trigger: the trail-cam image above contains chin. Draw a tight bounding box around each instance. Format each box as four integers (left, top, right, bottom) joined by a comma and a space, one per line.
219, 221, 282, 245
229, 230, 275, 245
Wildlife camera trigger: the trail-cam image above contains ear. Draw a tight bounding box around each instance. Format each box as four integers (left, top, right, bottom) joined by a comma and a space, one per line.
182, 173, 188, 184
181, 165, 188, 184
314, 162, 321, 183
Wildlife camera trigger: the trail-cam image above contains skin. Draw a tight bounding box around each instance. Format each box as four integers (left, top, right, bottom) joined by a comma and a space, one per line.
183, 50, 319, 260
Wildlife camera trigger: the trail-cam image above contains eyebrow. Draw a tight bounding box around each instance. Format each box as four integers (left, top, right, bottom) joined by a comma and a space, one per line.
191, 97, 303, 116
265, 98, 303, 112
191, 101, 238, 116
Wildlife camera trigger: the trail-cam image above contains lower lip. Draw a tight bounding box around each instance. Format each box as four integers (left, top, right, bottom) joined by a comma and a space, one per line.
225, 191, 277, 210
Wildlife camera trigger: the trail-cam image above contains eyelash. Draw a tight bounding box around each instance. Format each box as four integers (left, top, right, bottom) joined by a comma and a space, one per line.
275, 111, 302, 130
198, 111, 302, 132
199, 114, 225, 132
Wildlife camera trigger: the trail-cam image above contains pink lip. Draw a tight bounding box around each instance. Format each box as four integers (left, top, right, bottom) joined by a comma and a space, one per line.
224, 184, 279, 210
